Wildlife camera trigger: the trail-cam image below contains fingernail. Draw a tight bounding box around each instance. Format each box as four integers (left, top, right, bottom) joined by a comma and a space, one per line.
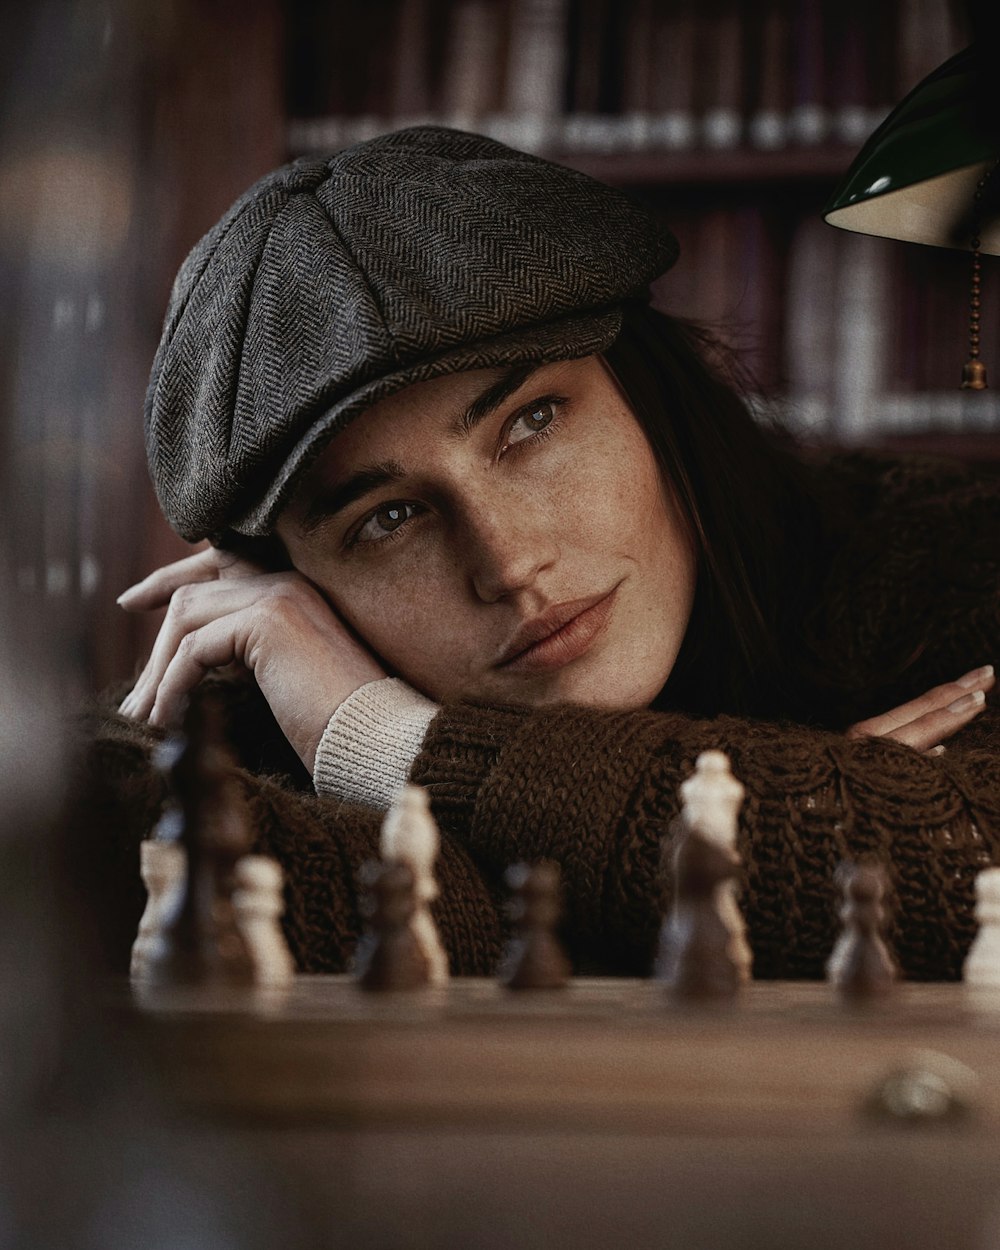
927, 745, 946, 757
957, 664, 994, 688
947, 689, 987, 714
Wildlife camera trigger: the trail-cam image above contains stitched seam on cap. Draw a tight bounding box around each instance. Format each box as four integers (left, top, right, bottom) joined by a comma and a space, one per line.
150, 185, 278, 419
313, 191, 400, 369
145, 207, 251, 447
230, 191, 306, 462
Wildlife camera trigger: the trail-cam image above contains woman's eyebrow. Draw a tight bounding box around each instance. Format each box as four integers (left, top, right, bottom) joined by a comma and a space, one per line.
297, 364, 544, 535
456, 363, 541, 435
299, 461, 406, 535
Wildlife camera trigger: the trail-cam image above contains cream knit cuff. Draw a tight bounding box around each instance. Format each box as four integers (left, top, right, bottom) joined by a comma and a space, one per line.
312, 677, 439, 809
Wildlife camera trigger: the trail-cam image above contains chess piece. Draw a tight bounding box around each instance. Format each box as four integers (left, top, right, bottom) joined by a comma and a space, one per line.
356, 860, 430, 991
130, 837, 186, 980
232, 855, 295, 987
963, 867, 1000, 986
657, 823, 741, 1001
144, 691, 255, 988
380, 785, 449, 985
826, 862, 896, 1000
131, 734, 188, 981
501, 862, 571, 990
679, 750, 752, 982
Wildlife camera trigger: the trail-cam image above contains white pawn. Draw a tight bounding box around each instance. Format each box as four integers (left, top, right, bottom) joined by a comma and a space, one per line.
679, 750, 753, 983
963, 868, 1000, 987
130, 838, 186, 981
380, 785, 449, 986
232, 855, 296, 987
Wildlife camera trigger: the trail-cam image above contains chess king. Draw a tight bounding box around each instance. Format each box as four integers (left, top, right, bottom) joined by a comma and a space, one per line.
93, 126, 999, 981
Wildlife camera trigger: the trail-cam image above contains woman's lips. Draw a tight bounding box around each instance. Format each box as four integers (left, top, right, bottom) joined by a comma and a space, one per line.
496, 587, 619, 674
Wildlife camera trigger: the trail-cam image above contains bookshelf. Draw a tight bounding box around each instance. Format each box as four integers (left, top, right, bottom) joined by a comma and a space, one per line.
285, 0, 1000, 452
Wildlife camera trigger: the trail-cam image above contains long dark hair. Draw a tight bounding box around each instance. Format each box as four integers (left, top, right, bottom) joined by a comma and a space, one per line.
603, 303, 831, 722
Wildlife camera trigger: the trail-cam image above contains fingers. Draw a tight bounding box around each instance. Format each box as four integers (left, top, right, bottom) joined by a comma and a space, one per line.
846, 665, 994, 741
119, 575, 388, 772
117, 545, 265, 612
880, 689, 987, 753
120, 574, 306, 721
145, 609, 266, 728
122, 578, 251, 719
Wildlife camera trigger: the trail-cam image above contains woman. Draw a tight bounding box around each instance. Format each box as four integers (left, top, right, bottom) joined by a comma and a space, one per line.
87, 126, 1000, 979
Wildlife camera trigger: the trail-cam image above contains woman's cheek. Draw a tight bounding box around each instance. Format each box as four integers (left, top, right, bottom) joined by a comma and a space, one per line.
342, 563, 470, 693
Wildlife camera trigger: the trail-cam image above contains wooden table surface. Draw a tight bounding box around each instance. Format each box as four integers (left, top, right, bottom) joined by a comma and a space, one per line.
123, 977, 1000, 1248
128, 976, 1000, 1131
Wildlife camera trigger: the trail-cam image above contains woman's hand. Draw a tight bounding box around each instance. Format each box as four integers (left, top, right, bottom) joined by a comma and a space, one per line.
845, 664, 995, 754
116, 546, 387, 773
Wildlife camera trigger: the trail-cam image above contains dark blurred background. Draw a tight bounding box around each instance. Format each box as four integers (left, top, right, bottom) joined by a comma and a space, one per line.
1, 0, 995, 698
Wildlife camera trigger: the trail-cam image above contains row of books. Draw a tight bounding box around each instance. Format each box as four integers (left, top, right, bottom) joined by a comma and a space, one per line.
286, 0, 966, 156
650, 202, 1000, 438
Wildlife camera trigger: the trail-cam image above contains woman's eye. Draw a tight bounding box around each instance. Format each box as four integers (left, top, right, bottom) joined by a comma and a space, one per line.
507, 399, 558, 446
355, 501, 418, 544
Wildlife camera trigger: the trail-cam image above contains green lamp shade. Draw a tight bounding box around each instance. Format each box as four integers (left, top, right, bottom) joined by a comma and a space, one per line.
824, 46, 1000, 256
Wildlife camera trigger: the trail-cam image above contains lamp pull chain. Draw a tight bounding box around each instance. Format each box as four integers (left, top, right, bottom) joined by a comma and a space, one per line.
961, 160, 999, 390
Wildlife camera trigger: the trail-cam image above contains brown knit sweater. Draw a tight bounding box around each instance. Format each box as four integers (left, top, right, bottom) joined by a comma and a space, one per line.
78, 454, 1000, 981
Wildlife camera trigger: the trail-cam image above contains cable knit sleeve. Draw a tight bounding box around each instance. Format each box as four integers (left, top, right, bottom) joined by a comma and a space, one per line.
75, 699, 504, 977
412, 701, 1000, 980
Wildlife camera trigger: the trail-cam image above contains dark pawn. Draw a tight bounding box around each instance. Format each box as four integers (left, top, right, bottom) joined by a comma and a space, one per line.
827, 863, 897, 1000
356, 860, 430, 991
145, 690, 255, 988
657, 826, 740, 1003
501, 862, 571, 990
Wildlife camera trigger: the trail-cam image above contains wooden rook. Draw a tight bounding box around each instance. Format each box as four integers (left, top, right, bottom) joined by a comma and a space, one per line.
656, 821, 741, 1003
826, 862, 897, 1000
143, 691, 255, 989
501, 862, 571, 990
356, 860, 431, 992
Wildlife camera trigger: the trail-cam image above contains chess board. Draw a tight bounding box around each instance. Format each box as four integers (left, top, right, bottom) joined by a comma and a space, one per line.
120, 977, 1000, 1249
126, 976, 1000, 1131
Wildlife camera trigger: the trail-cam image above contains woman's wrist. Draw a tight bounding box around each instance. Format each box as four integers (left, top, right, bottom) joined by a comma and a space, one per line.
312, 677, 440, 808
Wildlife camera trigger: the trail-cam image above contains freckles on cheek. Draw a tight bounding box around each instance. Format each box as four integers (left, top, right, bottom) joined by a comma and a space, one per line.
331, 559, 473, 692
584, 457, 666, 553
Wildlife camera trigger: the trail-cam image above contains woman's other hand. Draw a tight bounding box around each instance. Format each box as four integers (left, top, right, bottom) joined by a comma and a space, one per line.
116, 546, 387, 773
845, 664, 995, 755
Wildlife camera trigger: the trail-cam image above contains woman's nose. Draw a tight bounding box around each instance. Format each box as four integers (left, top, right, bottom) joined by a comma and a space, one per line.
465, 504, 559, 603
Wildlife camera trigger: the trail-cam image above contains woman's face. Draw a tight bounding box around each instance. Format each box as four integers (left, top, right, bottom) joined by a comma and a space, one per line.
276, 354, 696, 710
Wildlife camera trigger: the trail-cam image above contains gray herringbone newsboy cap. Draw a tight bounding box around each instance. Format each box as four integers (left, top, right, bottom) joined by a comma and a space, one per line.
146, 126, 679, 541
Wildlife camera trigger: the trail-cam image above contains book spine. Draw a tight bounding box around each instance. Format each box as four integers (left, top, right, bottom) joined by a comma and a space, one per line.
788, 0, 828, 144
697, 0, 744, 149
440, 0, 505, 130
784, 215, 838, 434
748, 0, 790, 150
389, 0, 434, 126
617, 0, 656, 149
500, 0, 569, 151
645, 0, 697, 149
